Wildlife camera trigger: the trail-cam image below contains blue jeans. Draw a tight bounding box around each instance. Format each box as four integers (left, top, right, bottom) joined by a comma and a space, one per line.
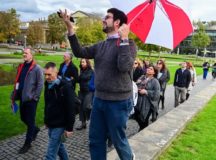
203, 69, 208, 79
89, 97, 133, 160
45, 128, 69, 160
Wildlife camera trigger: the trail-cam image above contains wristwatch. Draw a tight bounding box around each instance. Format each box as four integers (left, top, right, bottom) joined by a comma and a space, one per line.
121, 39, 129, 43
120, 39, 129, 46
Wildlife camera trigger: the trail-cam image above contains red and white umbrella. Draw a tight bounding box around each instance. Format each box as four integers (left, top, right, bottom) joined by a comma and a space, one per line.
109, 0, 193, 49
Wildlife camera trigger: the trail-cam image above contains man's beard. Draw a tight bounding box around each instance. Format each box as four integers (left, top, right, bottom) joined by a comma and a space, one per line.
102, 26, 115, 33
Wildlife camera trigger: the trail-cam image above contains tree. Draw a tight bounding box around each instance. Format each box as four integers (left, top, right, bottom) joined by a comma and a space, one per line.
47, 13, 66, 44
0, 8, 20, 42
191, 21, 211, 57
26, 21, 43, 46
76, 17, 105, 46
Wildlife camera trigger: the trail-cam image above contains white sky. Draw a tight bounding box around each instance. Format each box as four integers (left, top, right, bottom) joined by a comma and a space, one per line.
0, 0, 215, 22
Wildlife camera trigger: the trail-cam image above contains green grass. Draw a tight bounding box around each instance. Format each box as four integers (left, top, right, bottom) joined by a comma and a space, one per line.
0, 64, 15, 72
159, 95, 216, 160
0, 85, 45, 140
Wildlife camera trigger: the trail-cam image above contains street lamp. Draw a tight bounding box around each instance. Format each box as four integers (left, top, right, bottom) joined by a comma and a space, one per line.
24, 35, 27, 48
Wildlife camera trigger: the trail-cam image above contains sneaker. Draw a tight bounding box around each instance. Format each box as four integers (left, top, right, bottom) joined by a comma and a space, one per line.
107, 138, 113, 148
76, 123, 87, 130
33, 127, 40, 141
132, 153, 136, 160
18, 143, 31, 154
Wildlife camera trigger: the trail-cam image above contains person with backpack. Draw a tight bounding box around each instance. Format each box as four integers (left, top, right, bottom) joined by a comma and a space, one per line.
58, 52, 78, 90
212, 60, 216, 80
76, 59, 94, 130
44, 62, 76, 160
202, 60, 210, 80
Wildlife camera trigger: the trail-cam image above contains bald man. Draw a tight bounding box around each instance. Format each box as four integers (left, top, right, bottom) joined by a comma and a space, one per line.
12, 48, 43, 154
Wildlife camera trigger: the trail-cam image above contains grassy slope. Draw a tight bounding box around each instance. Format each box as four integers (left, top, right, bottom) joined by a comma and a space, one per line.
0, 85, 45, 140
159, 95, 216, 160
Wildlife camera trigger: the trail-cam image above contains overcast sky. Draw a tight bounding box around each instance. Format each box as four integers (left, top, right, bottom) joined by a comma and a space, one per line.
0, 0, 215, 22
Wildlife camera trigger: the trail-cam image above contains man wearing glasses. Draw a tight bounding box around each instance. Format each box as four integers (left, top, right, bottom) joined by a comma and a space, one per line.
60, 8, 136, 160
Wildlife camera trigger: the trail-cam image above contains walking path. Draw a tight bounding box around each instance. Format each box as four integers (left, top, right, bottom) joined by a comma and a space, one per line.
0, 75, 215, 160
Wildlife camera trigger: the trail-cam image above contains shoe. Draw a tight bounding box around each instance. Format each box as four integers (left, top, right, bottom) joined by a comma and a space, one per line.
33, 127, 40, 141
18, 143, 31, 154
107, 138, 113, 148
76, 123, 86, 130
161, 104, 165, 110
132, 153, 136, 160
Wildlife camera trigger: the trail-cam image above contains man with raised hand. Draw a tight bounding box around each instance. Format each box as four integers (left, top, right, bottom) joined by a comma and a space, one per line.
60, 8, 136, 160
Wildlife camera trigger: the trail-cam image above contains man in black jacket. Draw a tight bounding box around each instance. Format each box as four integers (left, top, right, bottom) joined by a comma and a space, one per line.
174, 62, 191, 107
44, 62, 75, 160
58, 52, 78, 90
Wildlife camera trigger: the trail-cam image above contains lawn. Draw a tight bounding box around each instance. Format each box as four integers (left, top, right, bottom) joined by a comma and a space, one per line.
158, 95, 216, 160
0, 85, 45, 140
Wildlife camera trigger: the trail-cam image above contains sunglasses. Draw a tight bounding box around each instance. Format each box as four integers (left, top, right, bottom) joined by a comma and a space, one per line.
157, 62, 162, 65
103, 15, 113, 20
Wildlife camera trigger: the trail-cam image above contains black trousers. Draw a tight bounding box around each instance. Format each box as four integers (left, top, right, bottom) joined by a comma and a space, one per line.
20, 100, 38, 144
134, 108, 152, 131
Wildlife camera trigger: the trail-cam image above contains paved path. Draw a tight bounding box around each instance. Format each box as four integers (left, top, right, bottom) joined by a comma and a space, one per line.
0, 74, 214, 160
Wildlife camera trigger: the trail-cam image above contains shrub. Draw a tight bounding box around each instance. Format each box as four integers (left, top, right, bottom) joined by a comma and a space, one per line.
0, 67, 16, 86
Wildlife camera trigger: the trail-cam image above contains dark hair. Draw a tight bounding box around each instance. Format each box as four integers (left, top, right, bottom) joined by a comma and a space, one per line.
107, 8, 127, 26
80, 58, 92, 70
157, 59, 167, 71
148, 65, 158, 78
44, 62, 56, 69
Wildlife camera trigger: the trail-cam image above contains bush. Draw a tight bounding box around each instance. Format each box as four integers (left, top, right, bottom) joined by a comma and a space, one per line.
0, 67, 16, 86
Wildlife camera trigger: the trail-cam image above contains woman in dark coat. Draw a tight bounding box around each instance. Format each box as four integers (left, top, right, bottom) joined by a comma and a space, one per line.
133, 58, 144, 82
134, 65, 160, 131
76, 58, 94, 130
156, 60, 170, 109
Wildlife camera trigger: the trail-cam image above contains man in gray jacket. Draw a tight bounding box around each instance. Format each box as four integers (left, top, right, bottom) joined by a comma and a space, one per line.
60, 8, 136, 160
12, 48, 43, 154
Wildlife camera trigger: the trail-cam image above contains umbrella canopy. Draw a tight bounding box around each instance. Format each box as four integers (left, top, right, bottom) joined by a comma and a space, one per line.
109, 0, 193, 49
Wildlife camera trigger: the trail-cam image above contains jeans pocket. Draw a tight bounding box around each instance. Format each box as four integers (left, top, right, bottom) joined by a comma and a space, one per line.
126, 98, 133, 116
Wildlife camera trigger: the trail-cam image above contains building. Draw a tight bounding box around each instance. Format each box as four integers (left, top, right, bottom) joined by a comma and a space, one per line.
176, 23, 216, 57
17, 11, 100, 46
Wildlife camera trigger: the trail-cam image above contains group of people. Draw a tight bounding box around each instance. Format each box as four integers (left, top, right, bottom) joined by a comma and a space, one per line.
11, 6, 210, 160
132, 59, 170, 131
202, 60, 216, 80
131, 59, 199, 131
12, 8, 136, 160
